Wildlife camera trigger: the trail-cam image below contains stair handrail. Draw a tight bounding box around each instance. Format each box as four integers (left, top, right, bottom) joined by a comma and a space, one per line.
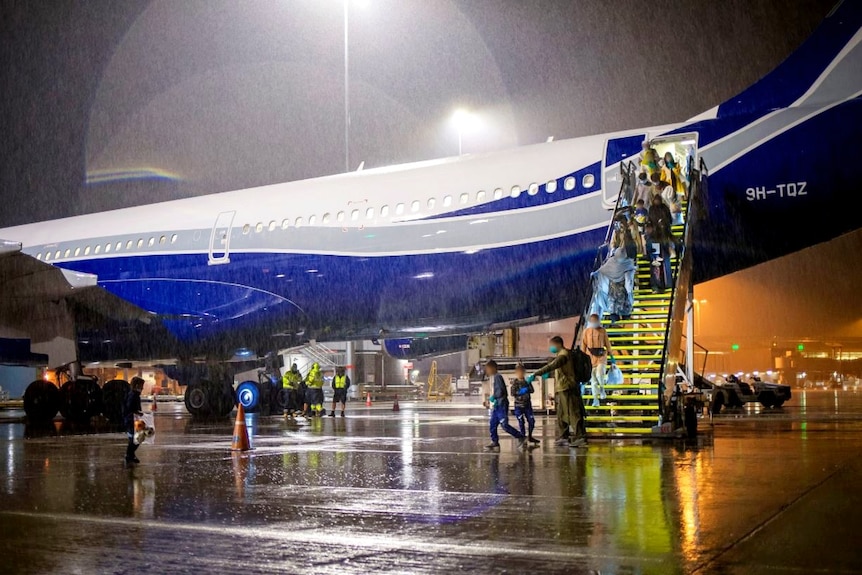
656, 158, 708, 419
572, 160, 636, 346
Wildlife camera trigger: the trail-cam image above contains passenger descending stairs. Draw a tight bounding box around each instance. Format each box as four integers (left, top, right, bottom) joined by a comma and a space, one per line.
584, 206, 687, 436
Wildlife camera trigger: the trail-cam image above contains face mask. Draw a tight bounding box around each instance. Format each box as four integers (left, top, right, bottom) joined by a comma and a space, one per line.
549, 345, 559, 354
588, 321, 600, 328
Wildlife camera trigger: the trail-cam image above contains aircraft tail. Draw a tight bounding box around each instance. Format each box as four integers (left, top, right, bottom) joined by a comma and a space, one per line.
716, 0, 862, 119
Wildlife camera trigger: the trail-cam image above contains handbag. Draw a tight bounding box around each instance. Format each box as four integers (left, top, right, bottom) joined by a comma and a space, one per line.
589, 347, 606, 357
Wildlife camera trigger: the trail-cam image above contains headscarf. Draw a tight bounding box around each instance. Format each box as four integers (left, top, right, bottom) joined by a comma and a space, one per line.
598, 247, 636, 282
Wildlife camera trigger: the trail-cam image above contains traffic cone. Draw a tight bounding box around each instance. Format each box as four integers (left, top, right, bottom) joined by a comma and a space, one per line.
366, 391, 372, 407
151, 389, 157, 412
231, 403, 251, 451
392, 394, 400, 412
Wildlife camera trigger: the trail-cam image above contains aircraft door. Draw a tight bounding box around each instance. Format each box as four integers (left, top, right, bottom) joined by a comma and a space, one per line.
208, 211, 236, 265
602, 134, 646, 208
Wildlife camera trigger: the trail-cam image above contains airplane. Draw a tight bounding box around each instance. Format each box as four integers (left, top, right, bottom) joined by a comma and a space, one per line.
1, 2, 860, 406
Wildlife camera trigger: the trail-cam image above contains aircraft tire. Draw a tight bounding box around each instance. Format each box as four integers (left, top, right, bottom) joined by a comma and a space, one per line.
101, 379, 130, 423
184, 382, 211, 417
23, 380, 61, 422
236, 381, 260, 413
275, 388, 291, 411
59, 379, 103, 422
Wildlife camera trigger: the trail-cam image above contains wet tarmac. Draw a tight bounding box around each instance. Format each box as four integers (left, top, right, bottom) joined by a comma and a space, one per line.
2, 390, 862, 574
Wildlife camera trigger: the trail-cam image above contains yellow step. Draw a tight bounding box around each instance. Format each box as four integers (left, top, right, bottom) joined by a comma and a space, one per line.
584, 395, 661, 401
585, 404, 660, 411
606, 327, 668, 333
611, 345, 667, 351
584, 416, 661, 422
598, 384, 659, 390
586, 427, 656, 434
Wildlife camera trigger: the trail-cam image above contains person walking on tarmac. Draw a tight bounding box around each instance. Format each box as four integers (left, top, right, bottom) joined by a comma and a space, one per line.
511, 363, 540, 445
122, 377, 145, 464
582, 314, 613, 407
282, 363, 303, 418
484, 360, 527, 451
305, 363, 325, 417
528, 336, 587, 447
330, 366, 350, 417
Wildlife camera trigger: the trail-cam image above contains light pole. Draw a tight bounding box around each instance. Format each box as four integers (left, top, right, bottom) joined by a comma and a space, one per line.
343, 0, 350, 172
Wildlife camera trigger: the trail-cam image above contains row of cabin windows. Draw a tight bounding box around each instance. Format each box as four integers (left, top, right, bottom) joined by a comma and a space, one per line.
240, 174, 594, 235
36, 233, 179, 262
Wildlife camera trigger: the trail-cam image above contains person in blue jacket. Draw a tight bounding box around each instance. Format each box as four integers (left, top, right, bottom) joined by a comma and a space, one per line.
510, 363, 540, 445
484, 360, 526, 451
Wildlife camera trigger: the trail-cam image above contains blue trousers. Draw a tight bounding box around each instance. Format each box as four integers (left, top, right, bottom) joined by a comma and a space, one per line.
514, 403, 535, 436
490, 403, 524, 443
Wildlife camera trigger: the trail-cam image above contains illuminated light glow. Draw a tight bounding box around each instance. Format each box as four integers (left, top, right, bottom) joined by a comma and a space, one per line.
275, 274, 286, 278
413, 272, 434, 279
731, 344, 740, 351
306, 269, 319, 273
463, 249, 480, 254
85, 167, 183, 185
469, 219, 489, 225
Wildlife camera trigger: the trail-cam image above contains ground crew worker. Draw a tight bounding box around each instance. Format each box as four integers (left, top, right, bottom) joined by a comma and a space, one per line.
305, 363, 325, 417
582, 313, 613, 407
528, 336, 587, 447
511, 363, 540, 445
330, 366, 350, 417
122, 377, 145, 464
282, 363, 302, 417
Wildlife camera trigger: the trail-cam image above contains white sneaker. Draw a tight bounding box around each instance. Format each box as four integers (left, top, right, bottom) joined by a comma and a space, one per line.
600, 392, 607, 400
592, 399, 600, 408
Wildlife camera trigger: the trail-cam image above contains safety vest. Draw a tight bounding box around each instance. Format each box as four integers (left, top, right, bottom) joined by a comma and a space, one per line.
334, 375, 347, 389
307, 371, 323, 389
283, 371, 301, 389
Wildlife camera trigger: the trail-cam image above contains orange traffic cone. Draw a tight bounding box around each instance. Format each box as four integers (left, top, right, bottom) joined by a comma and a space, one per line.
393, 394, 400, 412
231, 403, 251, 451
366, 391, 372, 407
151, 389, 158, 412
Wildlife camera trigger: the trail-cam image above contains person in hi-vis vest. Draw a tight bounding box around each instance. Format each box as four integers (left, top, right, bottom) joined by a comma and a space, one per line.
330, 366, 351, 417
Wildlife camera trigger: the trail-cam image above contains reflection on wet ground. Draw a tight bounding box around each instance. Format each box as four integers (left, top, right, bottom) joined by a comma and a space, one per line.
2, 389, 862, 574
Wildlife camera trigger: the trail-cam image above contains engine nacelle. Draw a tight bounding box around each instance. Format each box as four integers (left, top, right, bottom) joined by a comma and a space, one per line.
382, 336, 469, 360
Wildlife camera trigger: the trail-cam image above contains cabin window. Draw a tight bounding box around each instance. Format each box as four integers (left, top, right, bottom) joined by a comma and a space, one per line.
281, 219, 290, 230
564, 176, 575, 191
442, 195, 452, 207
494, 188, 503, 199
36, 253, 42, 260
395, 203, 405, 215
308, 215, 317, 226
460, 193, 469, 205
366, 207, 374, 219
351, 209, 360, 221
411, 200, 420, 213
126, 240, 133, 250
170, 234, 178, 244
268, 221, 277, 232
64, 249, 71, 258
476, 190, 486, 202
255, 223, 263, 233
137, 239, 144, 248
148, 237, 155, 247
547, 180, 557, 193
322, 213, 331, 224
242, 224, 250, 234
427, 197, 436, 209
159, 236, 166, 245
94, 245, 101, 254
510, 185, 521, 198
295, 217, 303, 228
582, 174, 595, 188
380, 205, 390, 217
528, 183, 539, 196
104, 243, 111, 253
74, 247, 81, 257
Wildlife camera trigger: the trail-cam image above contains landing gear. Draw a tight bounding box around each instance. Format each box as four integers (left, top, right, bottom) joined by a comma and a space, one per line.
101, 379, 131, 423
59, 378, 103, 422
23, 380, 61, 423
184, 381, 210, 417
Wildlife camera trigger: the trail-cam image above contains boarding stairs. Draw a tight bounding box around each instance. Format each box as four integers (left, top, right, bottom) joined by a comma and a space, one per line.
283, 341, 345, 373
581, 159, 708, 436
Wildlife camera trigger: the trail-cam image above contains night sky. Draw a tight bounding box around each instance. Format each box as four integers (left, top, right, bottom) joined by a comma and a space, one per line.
1, 0, 859, 347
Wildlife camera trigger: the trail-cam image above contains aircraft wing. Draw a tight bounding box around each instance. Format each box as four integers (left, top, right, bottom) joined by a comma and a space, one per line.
0, 240, 152, 344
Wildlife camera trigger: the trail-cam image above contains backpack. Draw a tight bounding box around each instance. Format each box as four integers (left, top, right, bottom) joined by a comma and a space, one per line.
570, 347, 593, 384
